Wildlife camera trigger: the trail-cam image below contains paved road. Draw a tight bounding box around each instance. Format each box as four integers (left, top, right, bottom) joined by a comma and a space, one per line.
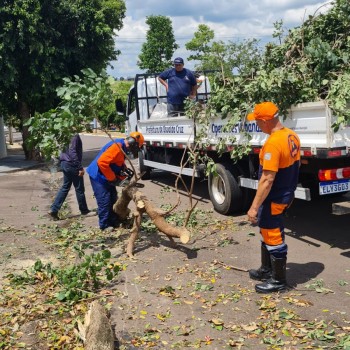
0, 133, 348, 348
81, 134, 350, 345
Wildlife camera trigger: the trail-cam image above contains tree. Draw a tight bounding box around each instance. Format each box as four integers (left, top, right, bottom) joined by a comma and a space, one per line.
185, 24, 261, 79
185, 24, 214, 62
137, 15, 178, 73
26, 69, 116, 160
0, 0, 126, 158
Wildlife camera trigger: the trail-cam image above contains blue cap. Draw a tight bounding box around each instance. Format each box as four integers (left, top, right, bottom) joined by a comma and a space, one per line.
173, 57, 184, 65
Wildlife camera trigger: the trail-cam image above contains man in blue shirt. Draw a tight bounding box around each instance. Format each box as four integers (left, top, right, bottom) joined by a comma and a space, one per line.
49, 134, 90, 220
158, 57, 197, 116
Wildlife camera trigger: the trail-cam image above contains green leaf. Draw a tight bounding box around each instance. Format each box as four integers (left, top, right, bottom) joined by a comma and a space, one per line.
282, 329, 291, 337
102, 250, 112, 259
56, 291, 66, 301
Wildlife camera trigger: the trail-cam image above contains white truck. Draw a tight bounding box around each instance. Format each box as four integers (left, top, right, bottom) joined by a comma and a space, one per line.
120, 73, 350, 215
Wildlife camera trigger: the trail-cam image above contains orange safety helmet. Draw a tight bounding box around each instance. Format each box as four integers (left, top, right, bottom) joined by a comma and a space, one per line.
129, 131, 144, 148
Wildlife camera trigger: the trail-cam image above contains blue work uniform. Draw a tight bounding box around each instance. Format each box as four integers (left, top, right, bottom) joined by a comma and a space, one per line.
86, 139, 127, 230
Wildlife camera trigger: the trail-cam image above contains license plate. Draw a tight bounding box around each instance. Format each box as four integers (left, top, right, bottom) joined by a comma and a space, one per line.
319, 179, 350, 195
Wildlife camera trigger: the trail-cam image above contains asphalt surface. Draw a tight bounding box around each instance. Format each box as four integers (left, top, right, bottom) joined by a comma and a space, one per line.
1, 132, 349, 349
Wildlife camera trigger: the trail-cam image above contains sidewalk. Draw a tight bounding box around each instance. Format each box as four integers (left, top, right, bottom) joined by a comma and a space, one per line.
0, 143, 43, 175
0, 130, 125, 175
87, 129, 125, 138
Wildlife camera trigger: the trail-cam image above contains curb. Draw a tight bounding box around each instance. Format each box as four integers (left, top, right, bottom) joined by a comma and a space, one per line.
82, 131, 126, 138
0, 161, 46, 175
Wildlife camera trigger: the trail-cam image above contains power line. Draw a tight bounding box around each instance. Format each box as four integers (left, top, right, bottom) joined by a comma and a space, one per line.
116, 34, 271, 40
115, 34, 273, 44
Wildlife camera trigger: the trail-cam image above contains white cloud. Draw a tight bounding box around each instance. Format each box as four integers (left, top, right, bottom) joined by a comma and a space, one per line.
107, 0, 330, 79
282, 1, 331, 25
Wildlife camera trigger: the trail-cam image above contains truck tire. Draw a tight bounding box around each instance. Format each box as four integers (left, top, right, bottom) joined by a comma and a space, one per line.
208, 162, 244, 215
138, 150, 151, 180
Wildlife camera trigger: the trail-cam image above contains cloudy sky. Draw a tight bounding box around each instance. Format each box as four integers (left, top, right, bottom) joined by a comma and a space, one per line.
107, 0, 330, 79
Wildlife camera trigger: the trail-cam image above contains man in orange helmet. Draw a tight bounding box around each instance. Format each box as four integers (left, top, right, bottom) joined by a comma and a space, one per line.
86, 132, 144, 231
247, 102, 300, 293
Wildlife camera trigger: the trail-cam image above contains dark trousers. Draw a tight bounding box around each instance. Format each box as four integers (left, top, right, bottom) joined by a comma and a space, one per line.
89, 177, 118, 230
167, 102, 185, 116
51, 161, 88, 214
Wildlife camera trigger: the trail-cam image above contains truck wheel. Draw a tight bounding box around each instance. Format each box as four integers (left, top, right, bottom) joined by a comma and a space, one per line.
138, 150, 151, 180
208, 163, 243, 215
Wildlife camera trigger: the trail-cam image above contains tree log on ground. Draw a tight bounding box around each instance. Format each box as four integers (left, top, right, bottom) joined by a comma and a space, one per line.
113, 181, 190, 257
77, 300, 114, 350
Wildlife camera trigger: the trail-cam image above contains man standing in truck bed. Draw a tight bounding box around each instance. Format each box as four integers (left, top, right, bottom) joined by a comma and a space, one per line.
158, 57, 197, 116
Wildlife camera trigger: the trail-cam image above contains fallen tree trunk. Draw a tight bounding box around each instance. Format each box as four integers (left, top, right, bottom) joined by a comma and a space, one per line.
113, 183, 190, 257
78, 300, 114, 350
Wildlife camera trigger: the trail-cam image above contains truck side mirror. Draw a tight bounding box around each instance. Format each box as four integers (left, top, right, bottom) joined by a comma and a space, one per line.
115, 98, 125, 116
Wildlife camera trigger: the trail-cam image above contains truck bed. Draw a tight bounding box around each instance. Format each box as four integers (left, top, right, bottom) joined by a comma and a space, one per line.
139, 101, 350, 151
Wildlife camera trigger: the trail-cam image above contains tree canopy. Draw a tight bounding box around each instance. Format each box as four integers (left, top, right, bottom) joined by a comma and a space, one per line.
185, 24, 214, 62
184, 0, 350, 165
0, 0, 126, 157
137, 15, 178, 73
185, 24, 261, 79
26, 69, 116, 160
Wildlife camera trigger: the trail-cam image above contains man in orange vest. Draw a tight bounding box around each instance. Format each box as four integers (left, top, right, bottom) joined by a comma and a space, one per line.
86, 132, 144, 231
247, 102, 300, 293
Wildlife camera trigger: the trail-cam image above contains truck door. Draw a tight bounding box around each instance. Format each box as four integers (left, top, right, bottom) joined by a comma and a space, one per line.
125, 86, 137, 134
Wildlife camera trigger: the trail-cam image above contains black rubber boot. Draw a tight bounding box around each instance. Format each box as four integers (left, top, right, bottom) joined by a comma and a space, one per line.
249, 244, 272, 281
255, 256, 287, 293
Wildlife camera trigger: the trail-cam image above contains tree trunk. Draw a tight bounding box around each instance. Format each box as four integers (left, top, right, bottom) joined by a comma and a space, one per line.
113, 184, 190, 257
18, 101, 33, 160
78, 301, 114, 350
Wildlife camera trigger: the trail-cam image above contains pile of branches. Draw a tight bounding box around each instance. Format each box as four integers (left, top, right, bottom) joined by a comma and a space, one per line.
207, 0, 350, 129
